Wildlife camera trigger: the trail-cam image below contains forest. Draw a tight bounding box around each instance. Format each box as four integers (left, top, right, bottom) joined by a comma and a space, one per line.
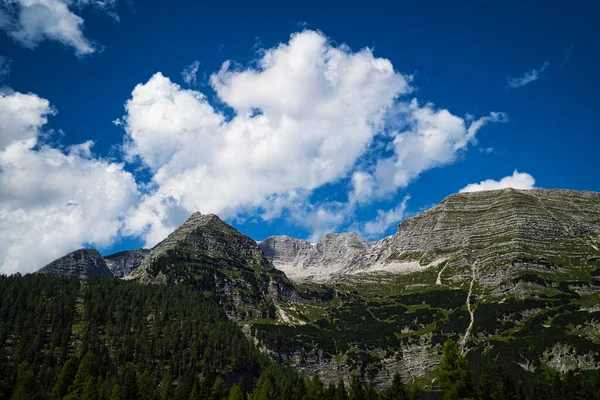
0, 274, 598, 400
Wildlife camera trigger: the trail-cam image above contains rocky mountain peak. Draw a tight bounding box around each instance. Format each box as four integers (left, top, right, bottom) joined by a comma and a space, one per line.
36, 248, 113, 279
104, 248, 150, 278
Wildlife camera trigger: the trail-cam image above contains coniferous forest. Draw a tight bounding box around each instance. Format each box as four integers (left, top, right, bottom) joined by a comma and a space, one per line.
1, 274, 599, 400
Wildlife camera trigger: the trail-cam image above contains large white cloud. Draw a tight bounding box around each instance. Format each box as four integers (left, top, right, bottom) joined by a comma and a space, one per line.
459, 170, 535, 193
121, 31, 413, 245
0, 0, 119, 55
0, 89, 138, 274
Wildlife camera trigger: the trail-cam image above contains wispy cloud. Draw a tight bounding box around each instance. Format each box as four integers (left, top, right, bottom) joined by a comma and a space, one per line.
0, 55, 10, 80
181, 60, 201, 85
506, 61, 549, 89
560, 45, 574, 67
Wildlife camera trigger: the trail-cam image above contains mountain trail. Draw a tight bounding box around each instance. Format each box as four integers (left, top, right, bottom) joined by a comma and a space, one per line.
436, 263, 449, 285
460, 263, 477, 352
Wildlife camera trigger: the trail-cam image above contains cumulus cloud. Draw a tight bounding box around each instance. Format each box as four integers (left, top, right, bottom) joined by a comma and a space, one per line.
349, 100, 508, 203
459, 170, 535, 193
120, 30, 412, 245
0, 0, 120, 55
181, 60, 201, 85
0, 89, 138, 274
506, 61, 549, 89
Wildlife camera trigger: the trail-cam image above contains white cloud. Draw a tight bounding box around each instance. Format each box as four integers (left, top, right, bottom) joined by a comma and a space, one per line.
181, 60, 201, 85
349, 100, 508, 203
459, 170, 535, 193
0, 88, 54, 151
0, 55, 10, 80
120, 30, 412, 246
0, 89, 138, 274
362, 195, 410, 237
0, 0, 120, 55
506, 61, 549, 89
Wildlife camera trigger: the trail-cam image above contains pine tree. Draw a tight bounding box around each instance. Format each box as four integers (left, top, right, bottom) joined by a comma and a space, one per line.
210, 376, 226, 400
65, 352, 94, 399
50, 360, 76, 400
10, 362, 39, 400
348, 373, 365, 400
437, 340, 472, 400
227, 384, 244, 400
335, 378, 348, 400
384, 373, 408, 400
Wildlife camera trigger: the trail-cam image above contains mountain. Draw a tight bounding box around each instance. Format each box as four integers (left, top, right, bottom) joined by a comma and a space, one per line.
262, 188, 600, 289
36, 248, 113, 279
32, 188, 600, 389
254, 189, 600, 386
259, 232, 372, 280
104, 248, 150, 277
128, 212, 301, 320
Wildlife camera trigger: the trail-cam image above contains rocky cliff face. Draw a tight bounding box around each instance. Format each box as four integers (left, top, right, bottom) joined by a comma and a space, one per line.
253, 189, 600, 387
262, 189, 600, 290
104, 249, 150, 278
259, 232, 372, 280
130, 212, 299, 320
36, 249, 113, 279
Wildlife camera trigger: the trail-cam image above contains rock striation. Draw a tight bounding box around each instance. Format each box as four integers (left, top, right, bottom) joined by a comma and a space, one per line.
36, 248, 113, 279
259, 232, 372, 280
261, 189, 600, 289
104, 249, 150, 278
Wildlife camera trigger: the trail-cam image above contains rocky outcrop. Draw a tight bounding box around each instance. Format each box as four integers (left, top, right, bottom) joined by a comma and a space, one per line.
130, 212, 298, 319
259, 233, 372, 280
36, 249, 113, 279
262, 189, 600, 288
104, 249, 150, 278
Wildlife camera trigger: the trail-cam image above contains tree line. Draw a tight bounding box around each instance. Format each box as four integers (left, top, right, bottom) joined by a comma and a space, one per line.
1, 274, 599, 399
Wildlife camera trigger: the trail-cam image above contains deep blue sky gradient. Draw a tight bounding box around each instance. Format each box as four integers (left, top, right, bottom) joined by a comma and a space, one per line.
2, 0, 598, 252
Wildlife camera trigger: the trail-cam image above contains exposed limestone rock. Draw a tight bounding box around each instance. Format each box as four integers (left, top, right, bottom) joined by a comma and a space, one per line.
36, 248, 113, 279
262, 189, 600, 293
104, 249, 150, 278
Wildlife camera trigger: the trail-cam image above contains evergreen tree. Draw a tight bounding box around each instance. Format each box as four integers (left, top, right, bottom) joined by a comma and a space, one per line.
348, 373, 365, 400
305, 375, 326, 400
210, 376, 226, 400
227, 384, 244, 400
437, 340, 472, 400
335, 379, 348, 400
251, 371, 277, 400
383, 373, 408, 400
50, 359, 76, 400
10, 362, 39, 400
81, 376, 100, 400
65, 352, 94, 399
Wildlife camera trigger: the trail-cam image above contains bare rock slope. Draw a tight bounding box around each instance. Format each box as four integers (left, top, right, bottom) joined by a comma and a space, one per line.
36, 249, 113, 279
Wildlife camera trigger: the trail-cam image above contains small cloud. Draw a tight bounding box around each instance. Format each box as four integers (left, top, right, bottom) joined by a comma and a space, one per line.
479, 147, 494, 154
181, 60, 201, 85
459, 170, 535, 193
0, 55, 10, 80
560, 45, 574, 67
362, 195, 410, 237
506, 61, 549, 90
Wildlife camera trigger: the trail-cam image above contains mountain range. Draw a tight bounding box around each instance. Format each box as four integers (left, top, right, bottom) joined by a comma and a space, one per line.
35, 188, 600, 387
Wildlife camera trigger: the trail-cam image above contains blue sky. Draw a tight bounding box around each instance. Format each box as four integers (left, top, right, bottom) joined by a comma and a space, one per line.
0, 0, 599, 273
